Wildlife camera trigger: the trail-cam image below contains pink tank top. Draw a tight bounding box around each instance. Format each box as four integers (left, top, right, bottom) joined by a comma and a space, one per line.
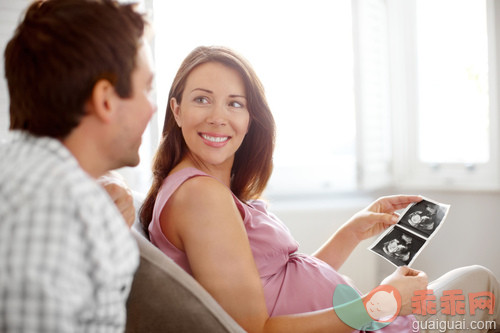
148, 168, 417, 331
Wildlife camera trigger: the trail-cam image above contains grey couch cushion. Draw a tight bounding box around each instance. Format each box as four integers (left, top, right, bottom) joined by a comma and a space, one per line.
125, 229, 246, 332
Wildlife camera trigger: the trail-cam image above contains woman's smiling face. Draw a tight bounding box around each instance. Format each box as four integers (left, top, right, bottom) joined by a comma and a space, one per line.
171, 61, 250, 171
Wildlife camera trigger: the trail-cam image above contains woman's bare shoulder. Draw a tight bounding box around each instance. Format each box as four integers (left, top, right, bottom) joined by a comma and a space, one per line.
159, 173, 240, 248
165, 174, 237, 220
179, 175, 231, 200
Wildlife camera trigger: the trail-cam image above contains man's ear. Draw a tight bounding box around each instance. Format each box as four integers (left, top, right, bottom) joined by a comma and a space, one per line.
170, 97, 183, 127
87, 79, 118, 123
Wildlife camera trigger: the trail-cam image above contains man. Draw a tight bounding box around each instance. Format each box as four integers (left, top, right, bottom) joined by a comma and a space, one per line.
0, 0, 155, 331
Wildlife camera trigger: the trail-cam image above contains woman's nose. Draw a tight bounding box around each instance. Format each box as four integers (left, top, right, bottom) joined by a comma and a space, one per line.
207, 103, 227, 126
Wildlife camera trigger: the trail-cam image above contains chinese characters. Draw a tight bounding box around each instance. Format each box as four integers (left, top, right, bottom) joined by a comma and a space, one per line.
412, 289, 495, 316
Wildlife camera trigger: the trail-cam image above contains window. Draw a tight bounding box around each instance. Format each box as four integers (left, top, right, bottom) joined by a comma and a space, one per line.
416, 0, 489, 165
152, 0, 357, 197
390, 0, 500, 190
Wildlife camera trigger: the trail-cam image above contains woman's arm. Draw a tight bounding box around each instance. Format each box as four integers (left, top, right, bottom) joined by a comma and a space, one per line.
160, 176, 356, 332
313, 195, 422, 270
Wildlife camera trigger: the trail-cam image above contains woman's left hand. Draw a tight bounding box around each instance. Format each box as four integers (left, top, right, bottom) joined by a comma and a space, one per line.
346, 195, 422, 241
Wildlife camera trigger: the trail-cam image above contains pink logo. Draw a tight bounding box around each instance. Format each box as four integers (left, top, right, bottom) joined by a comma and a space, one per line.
364, 285, 401, 323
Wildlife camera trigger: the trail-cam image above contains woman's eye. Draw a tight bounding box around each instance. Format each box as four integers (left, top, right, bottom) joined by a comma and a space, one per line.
229, 101, 244, 108
194, 97, 209, 104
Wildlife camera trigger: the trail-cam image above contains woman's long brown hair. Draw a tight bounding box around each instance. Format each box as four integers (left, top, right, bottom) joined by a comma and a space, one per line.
140, 46, 276, 236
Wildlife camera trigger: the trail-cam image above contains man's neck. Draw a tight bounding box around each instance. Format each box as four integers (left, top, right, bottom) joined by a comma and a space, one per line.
62, 125, 110, 179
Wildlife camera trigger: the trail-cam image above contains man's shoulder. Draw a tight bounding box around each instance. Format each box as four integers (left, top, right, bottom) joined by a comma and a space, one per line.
0, 132, 75, 175
0, 133, 100, 209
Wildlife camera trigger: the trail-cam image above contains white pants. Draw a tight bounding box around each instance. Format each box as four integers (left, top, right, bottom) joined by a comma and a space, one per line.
415, 265, 500, 333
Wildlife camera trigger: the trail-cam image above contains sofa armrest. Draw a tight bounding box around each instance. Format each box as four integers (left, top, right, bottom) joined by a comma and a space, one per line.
125, 229, 245, 332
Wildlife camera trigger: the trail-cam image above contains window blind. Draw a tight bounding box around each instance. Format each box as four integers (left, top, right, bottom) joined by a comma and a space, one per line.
352, 0, 393, 190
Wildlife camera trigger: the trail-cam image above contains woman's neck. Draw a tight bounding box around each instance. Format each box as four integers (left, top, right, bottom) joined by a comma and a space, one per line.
174, 156, 232, 188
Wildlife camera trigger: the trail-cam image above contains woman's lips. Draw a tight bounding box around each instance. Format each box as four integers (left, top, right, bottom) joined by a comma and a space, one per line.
199, 133, 230, 147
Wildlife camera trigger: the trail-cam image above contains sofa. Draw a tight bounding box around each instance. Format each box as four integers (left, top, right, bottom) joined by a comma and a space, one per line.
125, 194, 246, 332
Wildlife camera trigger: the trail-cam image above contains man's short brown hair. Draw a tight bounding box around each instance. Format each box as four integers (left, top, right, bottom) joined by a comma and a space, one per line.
4, 0, 146, 138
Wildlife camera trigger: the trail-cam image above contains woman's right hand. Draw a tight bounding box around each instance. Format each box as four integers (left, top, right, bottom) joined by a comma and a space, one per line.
380, 266, 428, 316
